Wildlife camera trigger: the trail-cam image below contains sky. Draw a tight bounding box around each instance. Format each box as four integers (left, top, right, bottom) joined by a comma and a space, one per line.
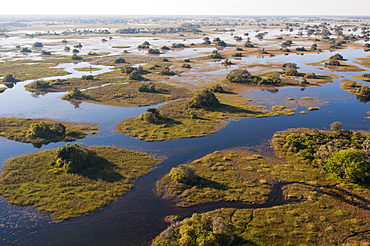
1, 0, 370, 16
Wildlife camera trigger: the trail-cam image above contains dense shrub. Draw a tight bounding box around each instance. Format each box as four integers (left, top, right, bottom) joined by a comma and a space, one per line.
272, 127, 370, 183
329, 53, 344, 60
62, 88, 90, 100
158, 67, 176, 76
324, 149, 370, 183
27, 122, 66, 139
114, 58, 126, 63
51, 143, 95, 173
137, 83, 156, 92
225, 69, 261, 84
325, 60, 341, 66
187, 89, 220, 109
82, 75, 94, 80
141, 108, 163, 124
148, 48, 161, 54
209, 84, 224, 93
2, 74, 19, 83
208, 50, 223, 59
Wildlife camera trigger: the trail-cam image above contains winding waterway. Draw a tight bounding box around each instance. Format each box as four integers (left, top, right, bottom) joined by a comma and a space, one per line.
1, 32, 370, 245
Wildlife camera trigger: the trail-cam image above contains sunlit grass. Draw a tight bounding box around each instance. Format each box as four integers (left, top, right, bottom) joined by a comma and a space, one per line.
0, 146, 161, 220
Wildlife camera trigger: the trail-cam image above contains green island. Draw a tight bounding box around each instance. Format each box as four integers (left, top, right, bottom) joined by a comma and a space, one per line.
3, 15, 370, 245
74, 67, 102, 72
0, 56, 81, 82
152, 124, 370, 245
25, 67, 191, 107
307, 53, 365, 73
0, 118, 97, 145
117, 85, 296, 141
0, 143, 161, 220
340, 79, 370, 102
157, 149, 277, 206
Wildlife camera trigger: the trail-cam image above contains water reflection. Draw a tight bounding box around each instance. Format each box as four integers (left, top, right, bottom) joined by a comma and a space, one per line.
1, 26, 370, 245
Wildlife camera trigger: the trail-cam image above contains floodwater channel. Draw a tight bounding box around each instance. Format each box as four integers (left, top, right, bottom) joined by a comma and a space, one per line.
1, 30, 370, 245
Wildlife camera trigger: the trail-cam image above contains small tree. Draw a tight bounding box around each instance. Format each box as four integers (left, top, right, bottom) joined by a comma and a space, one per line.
148, 48, 161, 54
329, 53, 344, 60
225, 69, 262, 84
114, 58, 126, 63
51, 143, 93, 173
33, 42, 43, 47
141, 108, 163, 124
208, 50, 223, 59
128, 71, 144, 81
330, 121, 343, 132
168, 165, 197, 184
137, 83, 155, 92
325, 60, 340, 66
159, 67, 176, 76
62, 88, 88, 100
209, 84, 224, 93
188, 89, 220, 109
266, 72, 281, 85
82, 75, 94, 80
3, 74, 18, 83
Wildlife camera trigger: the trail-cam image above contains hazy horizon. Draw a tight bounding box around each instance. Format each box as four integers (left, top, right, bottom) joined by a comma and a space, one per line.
1, 0, 370, 16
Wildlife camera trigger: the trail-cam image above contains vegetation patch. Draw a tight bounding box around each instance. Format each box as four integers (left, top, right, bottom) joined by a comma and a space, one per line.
26, 70, 190, 107
0, 118, 97, 145
74, 67, 102, 72
80, 82, 191, 107
0, 57, 78, 81
152, 193, 370, 246
0, 144, 161, 220
340, 79, 370, 103
271, 125, 370, 183
153, 125, 370, 245
157, 149, 273, 206
308, 60, 365, 72
117, 87, 294, 141
354, 56, 370, 68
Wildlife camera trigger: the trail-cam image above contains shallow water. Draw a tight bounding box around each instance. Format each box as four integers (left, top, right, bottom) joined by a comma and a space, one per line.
1, 26, 370, 245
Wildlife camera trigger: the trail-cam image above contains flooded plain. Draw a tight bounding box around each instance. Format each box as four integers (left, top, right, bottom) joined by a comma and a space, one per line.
1, 19, 370, 245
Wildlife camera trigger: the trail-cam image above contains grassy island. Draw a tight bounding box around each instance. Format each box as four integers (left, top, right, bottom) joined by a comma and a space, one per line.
157, 149, 275, 206
153, 126, 370, 245
308, 60, 364, 73
0, 144, 161, 220
340, 79, 370, 103
0, 118, 97, 145
271, 126, 370, 184
25, 68, 190, 107
117, 87, 294, 141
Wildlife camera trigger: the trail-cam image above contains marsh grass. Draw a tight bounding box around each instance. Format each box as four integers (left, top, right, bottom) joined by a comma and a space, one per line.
0, 118, 97, 144
83, 82, 191, 107
74, 67, 102, 72
308, 60, 365, 72
25, 63, 190, 107
0, 58, 71, 81
354, 57, 370, 68
153, 145, 370, 246
157, 149, 275, 206
340, 79, 364, 95
0, 146, 161, 220
118, 92, 295, 141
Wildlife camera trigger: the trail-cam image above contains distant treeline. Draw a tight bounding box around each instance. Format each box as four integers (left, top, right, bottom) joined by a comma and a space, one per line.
116, 24, 202, 34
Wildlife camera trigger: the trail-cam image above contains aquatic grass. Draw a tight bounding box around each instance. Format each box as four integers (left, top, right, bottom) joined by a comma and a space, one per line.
157, 149, 280, 206
0, 118, 97, 145
0, 146, 161, 220
118, 92, 295, 141
74, 67, 102, 71
0, 57, 75, 81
